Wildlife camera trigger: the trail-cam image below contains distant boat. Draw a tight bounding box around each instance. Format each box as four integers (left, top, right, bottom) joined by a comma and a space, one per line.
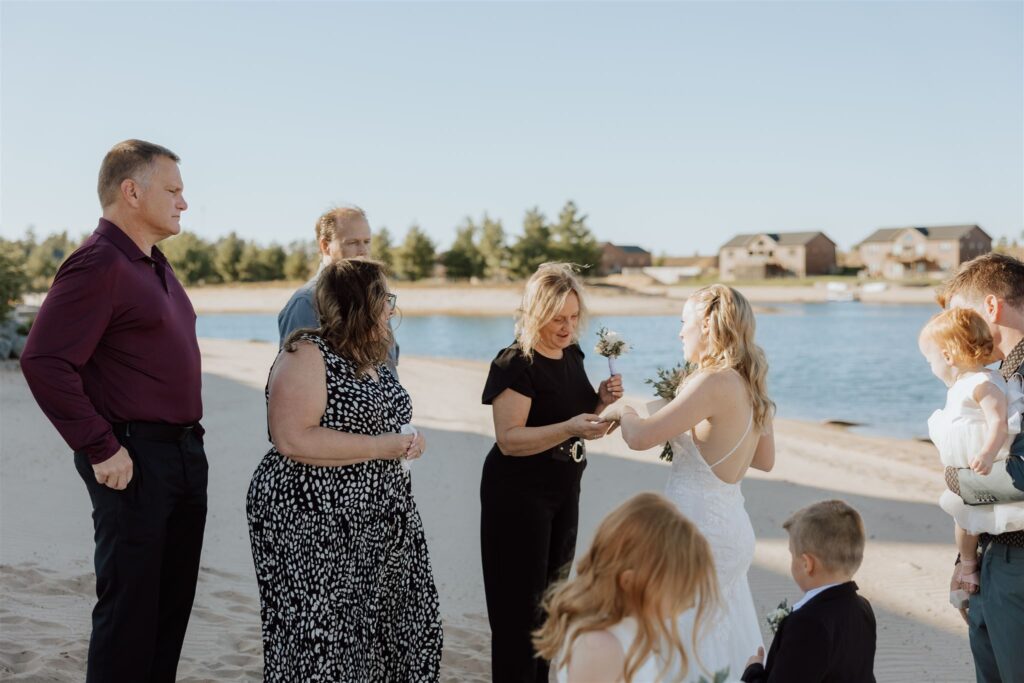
825, 282, 859, 302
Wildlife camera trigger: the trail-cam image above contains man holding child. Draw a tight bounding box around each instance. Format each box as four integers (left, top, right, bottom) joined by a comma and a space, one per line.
940, 253, 1024, 682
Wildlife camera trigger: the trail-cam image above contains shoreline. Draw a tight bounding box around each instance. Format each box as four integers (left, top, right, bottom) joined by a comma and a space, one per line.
181, 281, 939, 315
21, 280, 940, 316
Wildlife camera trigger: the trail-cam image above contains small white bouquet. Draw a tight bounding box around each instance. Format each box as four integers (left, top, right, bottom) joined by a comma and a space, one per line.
594, 328, 630, 376
765, 599, 792, 634
400, 424, 418, 472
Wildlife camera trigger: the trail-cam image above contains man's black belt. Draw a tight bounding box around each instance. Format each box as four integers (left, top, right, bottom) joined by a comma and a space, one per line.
113, 421, 199, 443
548, 437, 586, 463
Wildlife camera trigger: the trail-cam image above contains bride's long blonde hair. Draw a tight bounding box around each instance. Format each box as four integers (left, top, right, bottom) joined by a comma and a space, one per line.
685, 284, 774, 429
533, 493, 718, 683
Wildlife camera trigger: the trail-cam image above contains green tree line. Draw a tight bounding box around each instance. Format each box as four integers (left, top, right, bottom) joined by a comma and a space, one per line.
0, 200, 605, 304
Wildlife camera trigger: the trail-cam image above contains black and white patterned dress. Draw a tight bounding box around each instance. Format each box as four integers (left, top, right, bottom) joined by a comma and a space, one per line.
247, 334, 443, 682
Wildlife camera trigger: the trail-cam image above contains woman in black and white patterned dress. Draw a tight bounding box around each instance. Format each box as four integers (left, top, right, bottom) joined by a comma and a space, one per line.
247, 259, 442, 681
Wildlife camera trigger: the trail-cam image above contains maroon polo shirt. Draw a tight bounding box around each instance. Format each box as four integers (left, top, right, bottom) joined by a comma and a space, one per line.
21, 219, 203, 464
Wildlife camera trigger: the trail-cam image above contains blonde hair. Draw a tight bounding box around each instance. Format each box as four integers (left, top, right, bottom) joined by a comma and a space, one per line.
283, 259, 392, 377
534, 493, 718, 683
919, 308, 995, 369
515, 263, 588, 360
685, 285, 774, 428
784, 499, 866, 575
315, 205, 369, 244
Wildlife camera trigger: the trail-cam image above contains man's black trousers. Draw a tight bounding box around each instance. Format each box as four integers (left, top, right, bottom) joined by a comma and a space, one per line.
74, 426, 208, 683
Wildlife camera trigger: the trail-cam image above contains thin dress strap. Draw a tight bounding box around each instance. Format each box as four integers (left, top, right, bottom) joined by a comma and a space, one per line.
708, 407, 754, 470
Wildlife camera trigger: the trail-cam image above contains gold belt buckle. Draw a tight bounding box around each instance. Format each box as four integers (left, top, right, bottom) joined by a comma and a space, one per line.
570, 440, 584, 463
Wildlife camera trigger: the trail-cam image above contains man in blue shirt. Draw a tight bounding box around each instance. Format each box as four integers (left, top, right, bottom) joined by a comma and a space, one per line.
278, 205, 399, 374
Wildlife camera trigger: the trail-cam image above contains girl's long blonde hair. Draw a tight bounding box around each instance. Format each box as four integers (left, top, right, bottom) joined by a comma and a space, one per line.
515, 263, 589, 360
533, 493, 718, 683
686, 284, 774, 429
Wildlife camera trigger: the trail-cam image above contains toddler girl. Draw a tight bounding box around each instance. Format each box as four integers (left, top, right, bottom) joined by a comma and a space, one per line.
919, 308, 1024, 592
534, 492, 722, 683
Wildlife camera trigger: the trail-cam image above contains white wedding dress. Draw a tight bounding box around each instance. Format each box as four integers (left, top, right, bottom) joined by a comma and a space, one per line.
664, 413, 763, 683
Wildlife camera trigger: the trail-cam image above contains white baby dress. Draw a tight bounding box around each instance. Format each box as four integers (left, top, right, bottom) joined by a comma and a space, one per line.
927, 369, 1024, 534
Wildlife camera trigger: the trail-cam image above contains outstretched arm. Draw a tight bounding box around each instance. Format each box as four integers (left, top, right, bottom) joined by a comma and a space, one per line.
492, 389, 610, 456
614, 371, 716, 451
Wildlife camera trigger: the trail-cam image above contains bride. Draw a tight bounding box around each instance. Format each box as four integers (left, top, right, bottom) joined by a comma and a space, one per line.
603, 284, 775, 681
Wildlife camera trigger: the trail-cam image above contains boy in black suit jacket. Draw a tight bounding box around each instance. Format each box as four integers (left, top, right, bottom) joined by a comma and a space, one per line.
742, 500, 877, 682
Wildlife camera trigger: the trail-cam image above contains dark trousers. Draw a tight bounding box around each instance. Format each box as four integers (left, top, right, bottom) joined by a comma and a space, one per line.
74, 428, 208, 683
969, 542, 1024, 682
479, 449, 585, 683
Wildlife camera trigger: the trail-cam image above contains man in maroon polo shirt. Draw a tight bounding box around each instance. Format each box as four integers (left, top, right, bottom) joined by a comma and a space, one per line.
21, 139, 207, 683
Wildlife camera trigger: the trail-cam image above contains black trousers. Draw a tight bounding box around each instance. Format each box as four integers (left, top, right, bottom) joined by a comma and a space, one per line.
479, 449, 585, 683
73, 427, 208, 683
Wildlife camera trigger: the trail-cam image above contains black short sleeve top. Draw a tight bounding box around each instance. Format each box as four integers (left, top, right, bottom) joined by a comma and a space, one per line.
482, 342, 599, 427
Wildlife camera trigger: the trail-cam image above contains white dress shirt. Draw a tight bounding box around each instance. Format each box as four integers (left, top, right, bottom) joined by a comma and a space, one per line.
792, 582, 842, 612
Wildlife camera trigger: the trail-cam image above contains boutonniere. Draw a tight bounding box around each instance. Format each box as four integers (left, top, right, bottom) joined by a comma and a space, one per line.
765, 599, 792, 634
594, 327, 630, 376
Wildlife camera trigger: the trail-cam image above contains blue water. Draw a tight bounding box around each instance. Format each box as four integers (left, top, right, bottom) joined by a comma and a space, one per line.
196, 303, 944, 440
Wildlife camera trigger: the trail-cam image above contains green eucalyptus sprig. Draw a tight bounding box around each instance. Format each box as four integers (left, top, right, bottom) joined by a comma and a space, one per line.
644, 362, 691, 462
696, 667, 731, 683
644, 362, 688, 401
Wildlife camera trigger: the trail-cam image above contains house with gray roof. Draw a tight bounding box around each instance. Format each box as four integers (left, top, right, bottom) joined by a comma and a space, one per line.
856, 224, 990, 279
718, 232, 837, 280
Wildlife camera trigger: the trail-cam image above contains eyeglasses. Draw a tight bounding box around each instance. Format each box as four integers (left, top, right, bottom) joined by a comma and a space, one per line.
386, 292, 398, 311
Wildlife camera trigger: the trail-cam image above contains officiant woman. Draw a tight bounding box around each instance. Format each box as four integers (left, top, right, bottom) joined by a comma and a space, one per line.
480, 262, 623, 682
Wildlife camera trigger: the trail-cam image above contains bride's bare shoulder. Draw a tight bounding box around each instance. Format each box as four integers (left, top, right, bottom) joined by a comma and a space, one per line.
689, 367, 745, 394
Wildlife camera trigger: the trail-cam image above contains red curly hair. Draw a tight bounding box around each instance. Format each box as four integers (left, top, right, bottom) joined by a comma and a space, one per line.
920, 307, 995, 368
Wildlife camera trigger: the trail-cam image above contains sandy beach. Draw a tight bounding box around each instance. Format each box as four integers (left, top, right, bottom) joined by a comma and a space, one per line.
177, 279, 940, 316
1, 338, 972, 682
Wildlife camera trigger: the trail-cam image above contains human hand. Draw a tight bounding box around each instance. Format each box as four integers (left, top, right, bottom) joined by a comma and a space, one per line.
950, 564, 970, 623
746, 646, 765, 668
92, 447, 133, 490
404, 429, 427, 461
567, 414, 612, 440
970, 451, 994, 476
598, 374, 624, 406
379, 433, 416, 460
599, 403, 637, 433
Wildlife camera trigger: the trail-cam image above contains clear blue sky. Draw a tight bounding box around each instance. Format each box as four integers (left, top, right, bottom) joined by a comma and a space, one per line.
2, 1, 1021, 255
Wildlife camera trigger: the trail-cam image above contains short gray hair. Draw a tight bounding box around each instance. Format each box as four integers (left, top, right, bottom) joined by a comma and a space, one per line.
97, 139, 180, 207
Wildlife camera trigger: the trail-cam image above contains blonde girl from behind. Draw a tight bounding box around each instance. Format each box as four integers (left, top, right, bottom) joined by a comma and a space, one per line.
534, 492, 719, 683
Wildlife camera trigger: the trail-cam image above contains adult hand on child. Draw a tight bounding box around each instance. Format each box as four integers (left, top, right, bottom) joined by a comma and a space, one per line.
950, 564, 971, 624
